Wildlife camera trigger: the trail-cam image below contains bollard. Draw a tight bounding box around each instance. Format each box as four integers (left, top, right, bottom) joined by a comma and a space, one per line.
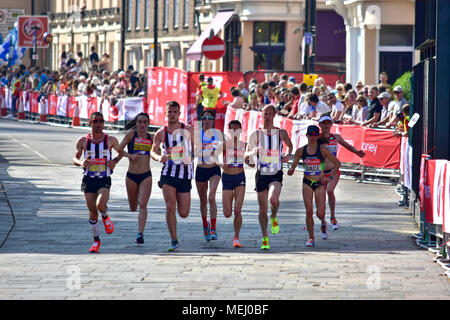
72, 100, 81, 127
38, 98, 47, 123
0, 95, 6, 117
16, 97, 25, 120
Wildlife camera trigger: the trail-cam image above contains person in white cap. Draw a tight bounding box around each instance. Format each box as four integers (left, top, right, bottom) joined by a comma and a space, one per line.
387, 85, 408, 128
371, 92, 392, 128
317, 114, 366, 230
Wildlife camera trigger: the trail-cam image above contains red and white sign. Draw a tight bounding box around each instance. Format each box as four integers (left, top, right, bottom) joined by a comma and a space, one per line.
18, 16, 49, 48
201, 36, 225, 60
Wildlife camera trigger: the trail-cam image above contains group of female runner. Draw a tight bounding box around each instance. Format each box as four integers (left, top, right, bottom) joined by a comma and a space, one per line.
73, 102, 365, 253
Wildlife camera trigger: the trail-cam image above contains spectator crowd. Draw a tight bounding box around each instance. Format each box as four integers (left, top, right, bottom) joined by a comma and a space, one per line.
1, 46, 145, 118
222, 71, 409, 136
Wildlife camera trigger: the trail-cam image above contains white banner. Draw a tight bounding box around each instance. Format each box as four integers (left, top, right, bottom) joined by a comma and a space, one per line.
117, 98, 145, 121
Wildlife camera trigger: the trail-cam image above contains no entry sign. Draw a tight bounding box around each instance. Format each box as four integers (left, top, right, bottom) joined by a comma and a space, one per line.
18, 16, 49, 48
201, 36, 225, 60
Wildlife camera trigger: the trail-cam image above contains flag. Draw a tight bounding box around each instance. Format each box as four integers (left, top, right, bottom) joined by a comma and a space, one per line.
0, 26, 26, 66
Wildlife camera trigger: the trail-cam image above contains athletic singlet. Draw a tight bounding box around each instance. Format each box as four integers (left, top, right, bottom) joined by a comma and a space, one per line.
127, 131, 153, 155
84, 133, 112, 178
256, 128, 283, 173
301, 144, 325, 176
161, 123, 193, 179
322, 134, 338, 157
199, 129, 220, 165
223, 141, 245, 168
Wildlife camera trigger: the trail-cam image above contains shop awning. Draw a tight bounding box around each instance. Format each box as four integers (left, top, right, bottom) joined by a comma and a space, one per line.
186, 11, 235, 61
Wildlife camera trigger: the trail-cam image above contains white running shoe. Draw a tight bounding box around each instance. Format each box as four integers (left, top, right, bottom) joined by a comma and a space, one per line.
320, 222, 328, 239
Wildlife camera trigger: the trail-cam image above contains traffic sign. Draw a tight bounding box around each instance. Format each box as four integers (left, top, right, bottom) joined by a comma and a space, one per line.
303, 73, 318, 86
201, 36, 225, 60
18, 16, 49, 48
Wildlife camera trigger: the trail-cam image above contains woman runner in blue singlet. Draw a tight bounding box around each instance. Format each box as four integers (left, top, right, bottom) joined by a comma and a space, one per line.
118, 113, 153, 244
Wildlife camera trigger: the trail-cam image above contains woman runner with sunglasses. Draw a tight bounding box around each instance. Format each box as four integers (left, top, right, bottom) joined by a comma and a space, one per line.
118, 113, 153, 244
288, 125, 340, 247
221, 120, 246, 248
194, 109, 223, 241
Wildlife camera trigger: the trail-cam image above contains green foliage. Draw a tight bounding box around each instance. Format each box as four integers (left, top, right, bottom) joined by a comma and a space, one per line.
393, 71, 412, 102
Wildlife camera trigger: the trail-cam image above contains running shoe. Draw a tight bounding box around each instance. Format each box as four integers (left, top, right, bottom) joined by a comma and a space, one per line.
330, 217, 339, 230
203, 223, 211, 241
102, 215, 114, 234
168, 239, 179, 252
135, 233, 144, 244
261, 236, 270, 250
210, 229, 218, 240
271, 217, 280, 235
89, 240, 101, 253
306, 238, 315, 247
233, 237, 242, 248
320, 222, 328, 239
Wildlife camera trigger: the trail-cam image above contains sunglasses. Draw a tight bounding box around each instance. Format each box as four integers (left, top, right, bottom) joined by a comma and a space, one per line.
92, 119, 104, 123
201, 116, 214, 120
307, 132, 319, 136
357, 100, 365, 103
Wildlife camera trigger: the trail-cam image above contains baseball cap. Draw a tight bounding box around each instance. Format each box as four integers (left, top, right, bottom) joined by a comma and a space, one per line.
393, 85, 403, 92
207, 77, 214, 82
306, 125, 320, 136
288, 76, 296, 83
378, 92, 391, 99
319, 115, 333, 123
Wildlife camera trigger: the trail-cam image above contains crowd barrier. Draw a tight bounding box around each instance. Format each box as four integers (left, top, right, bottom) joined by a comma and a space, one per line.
416, 154, 450, 273
0, 87, 146, 128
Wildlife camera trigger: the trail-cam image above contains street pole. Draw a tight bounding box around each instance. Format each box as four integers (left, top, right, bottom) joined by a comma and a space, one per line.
303, 0, 316, 74
31, 25, 40, 68
153, 0, 158, 67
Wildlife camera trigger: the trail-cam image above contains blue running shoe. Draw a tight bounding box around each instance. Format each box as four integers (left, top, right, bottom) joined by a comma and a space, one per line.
203, 223, 211, 241
168, 239, 179, 252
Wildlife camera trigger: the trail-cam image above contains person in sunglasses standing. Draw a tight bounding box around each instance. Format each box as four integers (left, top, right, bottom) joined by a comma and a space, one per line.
73, 112, 123, 253
245, 105, 293, 250
287, 125, 341, 247
151, 101, 194, 252
194, 109, 223, 241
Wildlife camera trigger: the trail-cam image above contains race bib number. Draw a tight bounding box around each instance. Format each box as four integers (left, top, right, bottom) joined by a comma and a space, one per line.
88, 158, 107, 173
304, 158, 322, 176
325, 142, 338, 156
134, 137, 153, 154
260, 149, 280, 166
167, 146, 186, 164
226, 148, 245, 167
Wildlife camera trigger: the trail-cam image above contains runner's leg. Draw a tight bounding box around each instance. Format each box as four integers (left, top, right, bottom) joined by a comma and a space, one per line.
126, 176, 139, 212
196, 180, 209, 227
327, 173, 340, 219
163, 184, 178, 240
257, 190, 269, 238
208, 175, 221, 231
302, 184, 315, 240
137, 176, 152, 234
176, 191, 191, 219
233, 186, 245, 239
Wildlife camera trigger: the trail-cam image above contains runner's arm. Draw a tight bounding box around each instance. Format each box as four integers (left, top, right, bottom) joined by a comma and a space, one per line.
73, 137, 89, 167
335, 134, 365, 157
280, 129, 293, 162
150, 129, 167, 163
244, 130, 258, 167
321, 145, 341, 175
287, 147, 303, 175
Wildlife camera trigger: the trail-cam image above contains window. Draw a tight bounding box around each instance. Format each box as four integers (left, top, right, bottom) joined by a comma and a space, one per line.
380, 25, 413, 46
163, 0, 169, 29
135, 0, 140, 30
253, 22, 285, 70
144, 0, 149, 30
173, 0, 179, 28
127, 0, 132, 30
183, 0, 189, 27
164, 49, 171, 67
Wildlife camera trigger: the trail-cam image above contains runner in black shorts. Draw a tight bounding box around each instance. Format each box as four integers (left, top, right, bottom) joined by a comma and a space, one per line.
245, 105, 293, 250
73, 112, 122, 253
151, 101, 194, 252
194, 109, 222, 241
221, 120, 246, 248
118, 113, 154, 244
288, 125, 341, 247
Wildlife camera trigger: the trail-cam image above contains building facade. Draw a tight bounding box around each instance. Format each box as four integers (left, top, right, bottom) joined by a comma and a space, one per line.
48, 0, 122, 72
326, 0, 416, 85
1, 0, 50, 69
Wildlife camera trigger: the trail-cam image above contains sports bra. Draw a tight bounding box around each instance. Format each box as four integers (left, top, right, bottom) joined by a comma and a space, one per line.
301, 144, 325, 176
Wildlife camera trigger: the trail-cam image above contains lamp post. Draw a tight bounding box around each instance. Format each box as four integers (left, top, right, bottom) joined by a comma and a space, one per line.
31, 25, 41, 68
153, 0, 158, 67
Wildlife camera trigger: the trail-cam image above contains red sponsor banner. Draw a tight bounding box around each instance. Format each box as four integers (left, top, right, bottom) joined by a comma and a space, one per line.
443, 162, 450, 233
47, 94, 58, 115
147, 67, 188, 126
18, 16, 49, 48
29, 92, 39, 114
187, 71, 243, 131
419, 154, 429, 212
359, 127, 401, 169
